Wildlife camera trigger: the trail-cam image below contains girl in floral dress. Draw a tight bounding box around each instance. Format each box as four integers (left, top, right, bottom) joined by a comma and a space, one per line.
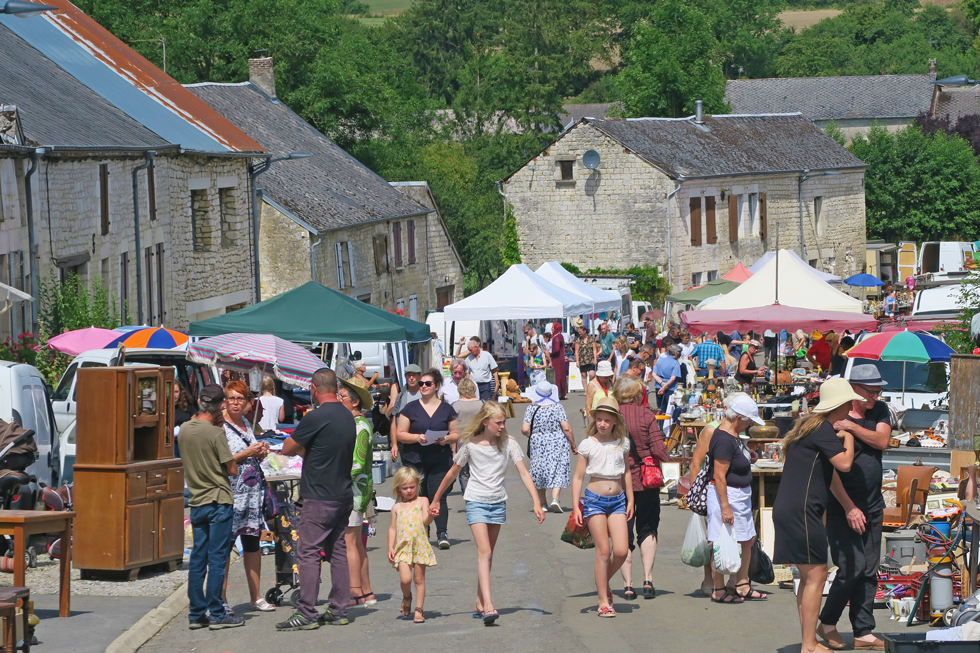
388, 466, 437, 623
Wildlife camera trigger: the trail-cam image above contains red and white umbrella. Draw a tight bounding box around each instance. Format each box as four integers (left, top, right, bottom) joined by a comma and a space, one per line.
187, 333, 324, 386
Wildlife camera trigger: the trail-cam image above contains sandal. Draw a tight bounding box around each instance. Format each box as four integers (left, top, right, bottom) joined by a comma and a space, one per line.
400, 595, 412, 617
735, 581, 769, 601
361, 592, 377, 607
482, 610, 499, 626
414, 607, 425, 624
597, 605, 616, 617
642, 580, 655, 598
623, 586, 637, 601
710, 588, 743, 604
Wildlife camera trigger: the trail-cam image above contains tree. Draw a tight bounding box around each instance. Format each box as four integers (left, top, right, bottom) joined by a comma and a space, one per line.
38, 273, 122, 335
848, 123, 980, 242
586, 265, 671, 305
824, 120, 847, 146
616, 0, 728, 118
937, 272, 980, 354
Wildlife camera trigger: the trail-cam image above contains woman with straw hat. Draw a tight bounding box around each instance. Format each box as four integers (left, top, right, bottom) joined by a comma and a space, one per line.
521, 380, 576, 513
773, 379, 859, 653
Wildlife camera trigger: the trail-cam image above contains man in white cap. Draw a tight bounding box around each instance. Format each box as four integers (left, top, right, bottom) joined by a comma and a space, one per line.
817, 365, 891, 651
457, 336, 499, 400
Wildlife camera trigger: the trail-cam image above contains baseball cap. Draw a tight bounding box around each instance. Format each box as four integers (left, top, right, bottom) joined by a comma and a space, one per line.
729, 395, 764, 425
199, 384, 226, 403
404, 364, 422, 374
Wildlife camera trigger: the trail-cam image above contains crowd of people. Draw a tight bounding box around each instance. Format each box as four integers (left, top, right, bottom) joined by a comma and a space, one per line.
179, 318, 894, 650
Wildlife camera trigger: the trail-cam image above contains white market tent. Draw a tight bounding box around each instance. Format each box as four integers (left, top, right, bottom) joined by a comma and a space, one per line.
750, 250, 842, 284
703, 249, 863, 314
534, 262, 621, 313
444, 264, 594, 321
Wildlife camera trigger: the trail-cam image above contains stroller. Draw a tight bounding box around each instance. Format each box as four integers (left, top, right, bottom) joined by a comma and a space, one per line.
264, 484, 301, 608
0, 418, 39, 567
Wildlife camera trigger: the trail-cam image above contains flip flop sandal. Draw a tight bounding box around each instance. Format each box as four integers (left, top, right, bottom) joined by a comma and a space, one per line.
710, 588, 743, 604
482, 610, 499, 626
735, 582, 769, 601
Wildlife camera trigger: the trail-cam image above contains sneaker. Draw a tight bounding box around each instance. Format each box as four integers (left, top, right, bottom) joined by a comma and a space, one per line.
317, 609, 350, 626
275, 613, 319, 631
208, 614, 245, 630
549, 499, 563, 513
188, 616, 209, 630
437, 532, 450, 550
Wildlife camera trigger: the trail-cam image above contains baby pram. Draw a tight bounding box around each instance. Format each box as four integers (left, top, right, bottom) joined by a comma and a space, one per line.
264, 483, 301, 608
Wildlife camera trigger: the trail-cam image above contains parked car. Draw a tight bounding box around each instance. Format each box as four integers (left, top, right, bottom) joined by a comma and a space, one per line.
911, 285, 962, 320
0, 361, 58, 493
842, 333, 948, 409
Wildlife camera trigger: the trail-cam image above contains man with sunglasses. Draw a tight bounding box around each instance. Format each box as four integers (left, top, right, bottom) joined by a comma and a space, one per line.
817, 364, 892, 651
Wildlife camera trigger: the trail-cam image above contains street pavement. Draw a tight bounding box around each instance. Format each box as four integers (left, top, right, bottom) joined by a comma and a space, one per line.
141, 396, 930, 653
32, 594, 163, 653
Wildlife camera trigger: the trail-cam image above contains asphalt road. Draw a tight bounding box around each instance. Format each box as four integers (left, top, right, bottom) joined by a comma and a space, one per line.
141, 397, 930, 653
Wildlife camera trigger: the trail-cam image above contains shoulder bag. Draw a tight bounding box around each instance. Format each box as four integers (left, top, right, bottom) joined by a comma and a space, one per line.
526, 405, 539, 458
640, 457, 664, 489
686, 454, 711, 516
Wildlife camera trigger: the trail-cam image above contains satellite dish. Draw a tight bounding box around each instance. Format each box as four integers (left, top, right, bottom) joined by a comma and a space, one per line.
583, 150, 601, 170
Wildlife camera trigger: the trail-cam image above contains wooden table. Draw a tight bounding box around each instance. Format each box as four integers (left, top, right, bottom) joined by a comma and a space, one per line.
667, 421, 711, 455
0, 510, 74, 617
751, 464, 784, 556
964, 500, 980, 596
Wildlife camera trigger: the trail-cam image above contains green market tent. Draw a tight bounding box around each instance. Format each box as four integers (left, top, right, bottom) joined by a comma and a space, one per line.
665, 278, 741, 304
189, 281, 431, 343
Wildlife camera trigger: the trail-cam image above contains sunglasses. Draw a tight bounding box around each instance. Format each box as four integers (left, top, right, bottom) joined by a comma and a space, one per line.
419, 380, 436, 387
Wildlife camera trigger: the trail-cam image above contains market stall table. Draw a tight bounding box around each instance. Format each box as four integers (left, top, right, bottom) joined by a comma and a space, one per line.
751, 463, 783, 557
0, 510, 74, 617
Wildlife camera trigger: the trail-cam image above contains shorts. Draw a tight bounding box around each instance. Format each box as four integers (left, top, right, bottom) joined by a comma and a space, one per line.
579, 364, 596, 374
466, 501, 506, 525
348, 510, 365, 528
582, 489, 627, 518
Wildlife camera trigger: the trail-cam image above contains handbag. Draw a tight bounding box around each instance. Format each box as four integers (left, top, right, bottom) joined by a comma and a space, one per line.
749, 539, 775, 585
640, 456, 664, 489
560, 501, 594, 549
686, 455, 711, 516
546, 367, 556, 385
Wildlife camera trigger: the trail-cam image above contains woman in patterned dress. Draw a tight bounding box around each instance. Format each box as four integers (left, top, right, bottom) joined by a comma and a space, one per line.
221, 381, 274, 612
339, 379, 376, 607
521, 380, 576, 513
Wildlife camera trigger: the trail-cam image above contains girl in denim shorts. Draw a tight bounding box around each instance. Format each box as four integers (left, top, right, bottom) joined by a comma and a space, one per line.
429, 402, 544, 626
571, 397, 634, 618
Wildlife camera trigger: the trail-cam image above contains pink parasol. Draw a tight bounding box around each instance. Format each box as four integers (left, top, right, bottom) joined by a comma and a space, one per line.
680, 303, 878, 336
721, 262, 753, 283
48, 327, 121, 356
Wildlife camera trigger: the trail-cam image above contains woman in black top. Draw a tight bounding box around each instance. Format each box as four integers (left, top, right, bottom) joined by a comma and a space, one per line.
706, 394, 766, 604
735, 340, 767, 385
773, 379, 857, 653
396, 368, 460, 550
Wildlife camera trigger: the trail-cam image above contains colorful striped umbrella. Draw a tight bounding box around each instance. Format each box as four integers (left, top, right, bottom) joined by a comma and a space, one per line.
186, 333, 324, 386
844, 330, 955, 364
105, 327, 188, 349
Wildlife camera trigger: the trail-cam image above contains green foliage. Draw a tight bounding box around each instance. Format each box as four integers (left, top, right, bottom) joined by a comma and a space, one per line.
616, 0, 729, 118
0, 330, 72, 386
339, 0, 370, 14
38, 273, 122, 335
560, 262, 582, 274
937, 272, 980, 354
585, 265, 672, 305
824, 120, 847, 146
502, 206, 521, 266
848, 123, 980, 242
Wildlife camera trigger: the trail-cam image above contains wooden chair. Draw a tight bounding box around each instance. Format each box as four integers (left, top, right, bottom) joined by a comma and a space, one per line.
0, 588, 30, 653
0, 602, 15, 653
883, 465, 938, 530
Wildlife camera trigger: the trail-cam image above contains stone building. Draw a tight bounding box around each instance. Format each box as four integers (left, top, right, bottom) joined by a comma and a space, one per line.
188, 59, 464, 317
725, 67, 936, 141
0, 2, 264, 337
502, 111, 868, 292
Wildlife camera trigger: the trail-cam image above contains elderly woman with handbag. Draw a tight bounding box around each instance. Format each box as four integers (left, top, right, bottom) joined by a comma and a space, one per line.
521, 380, 576, 513
613, 376, 668, 600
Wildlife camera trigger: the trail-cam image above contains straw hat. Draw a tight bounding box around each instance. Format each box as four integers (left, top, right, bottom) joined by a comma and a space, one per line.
590, 396, 622, 418
572, 317, 584, 329
339, 377, 374, 411
812, 378, 863, 413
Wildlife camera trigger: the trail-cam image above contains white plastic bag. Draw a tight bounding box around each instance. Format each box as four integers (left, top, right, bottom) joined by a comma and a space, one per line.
681, 513, 711, 568
713, 524, 742, 575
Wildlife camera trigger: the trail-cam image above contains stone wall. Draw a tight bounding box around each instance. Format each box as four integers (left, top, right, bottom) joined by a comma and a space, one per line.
258, 201, 311, 299
503, 121, 867, 291
0, 155, 30, 339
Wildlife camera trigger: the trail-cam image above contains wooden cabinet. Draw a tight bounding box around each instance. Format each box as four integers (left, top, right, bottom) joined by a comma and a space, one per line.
74, 366, 183, 577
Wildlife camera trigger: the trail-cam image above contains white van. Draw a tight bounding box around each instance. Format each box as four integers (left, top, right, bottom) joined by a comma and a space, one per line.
0, 362, 57, 490
843, 333, 948, 409
332, 342, 389, 380
911, 285, 962, 319
918, 242, 977, 281
425, 312, 481, 360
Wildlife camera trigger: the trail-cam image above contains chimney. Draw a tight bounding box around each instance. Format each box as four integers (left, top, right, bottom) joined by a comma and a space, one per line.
695, 100, 703, 124
929, 58, 937, 74
248, 54, 276, 98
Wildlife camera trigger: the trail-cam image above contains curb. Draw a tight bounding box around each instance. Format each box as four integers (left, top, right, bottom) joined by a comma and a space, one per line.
103, 579, 189, 653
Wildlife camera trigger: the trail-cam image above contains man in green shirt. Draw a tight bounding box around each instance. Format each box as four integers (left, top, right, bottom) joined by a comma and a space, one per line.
599, 322, 616, 359
180, 384, 241, 631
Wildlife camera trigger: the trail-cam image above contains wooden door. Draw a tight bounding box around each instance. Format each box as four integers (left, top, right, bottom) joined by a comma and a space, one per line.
125, 502, 156, 566
158, 497, 184, 559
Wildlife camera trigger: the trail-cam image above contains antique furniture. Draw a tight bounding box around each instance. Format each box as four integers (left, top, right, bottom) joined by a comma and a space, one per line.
0, 512, 71, 617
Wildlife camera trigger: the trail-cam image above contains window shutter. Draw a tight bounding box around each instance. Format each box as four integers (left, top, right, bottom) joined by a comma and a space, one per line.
728, 195, 738, 243
705, 196, 717, 244
346, 241, 356, 287
335, 242, 345, 289
373, 236, 383, 275
100, 164, 110, 235
393, 222, 403, 267
759, 193, 768, 240
689, 197, 701, 246
407, 220, 416, 264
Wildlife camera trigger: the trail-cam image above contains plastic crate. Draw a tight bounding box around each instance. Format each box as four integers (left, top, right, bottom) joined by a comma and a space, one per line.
883, 633, 980, 652
910, 576, 962, 622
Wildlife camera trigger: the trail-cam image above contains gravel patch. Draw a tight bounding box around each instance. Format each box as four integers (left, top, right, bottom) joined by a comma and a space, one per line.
0, 555, 190, 596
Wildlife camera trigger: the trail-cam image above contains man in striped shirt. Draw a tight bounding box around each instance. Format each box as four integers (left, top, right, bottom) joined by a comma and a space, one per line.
691, 334, 726, 376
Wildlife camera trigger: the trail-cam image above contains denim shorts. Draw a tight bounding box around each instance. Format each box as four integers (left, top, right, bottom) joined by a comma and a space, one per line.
466, 500, 506, 525
582, 489, 627, 518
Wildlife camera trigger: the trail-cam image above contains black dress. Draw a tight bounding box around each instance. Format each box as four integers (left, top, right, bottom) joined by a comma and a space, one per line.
773, 420, 845, 565
399, 400, 459, 535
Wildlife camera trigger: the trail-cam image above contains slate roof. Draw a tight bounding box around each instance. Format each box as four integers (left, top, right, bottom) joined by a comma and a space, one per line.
725, 73, 936, 121
187, 82, 430, 232
933, 86, 980, 123
558, 103, 620, 126
0, 25, 166, 148
585, 114, 865, 179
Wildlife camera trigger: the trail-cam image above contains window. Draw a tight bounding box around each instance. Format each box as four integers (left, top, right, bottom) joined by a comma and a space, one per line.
396, 298, 405, 312
409, 295, 418, 321
346, 242, 356, 286
747, 193, 759, 237
219, 188, 236, 248
728, 195, 738, 243
335, 241, 356, 289
436, 285, 454, 309
100, 163, 110, 235
335, 242, 346, 289
759, 192, 768, 239
691, 272, 702, 287
119, 252, 129, 322
145, 247, 154, 324
155, 244, 165, 324
559, 160, 574, 181
736, 194, 748, 238
707, 270, 717, 282
357, 293, 372, 304
392, 222, 403, 267
407, 220, 416, 265
814, 196, 824, 236
705, 196, 717, 244
809, 259, 818, 268
689, 197, 702, 246
191, 189, 209, 251
373, 235, 389, 274
147, 161, 157, 221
